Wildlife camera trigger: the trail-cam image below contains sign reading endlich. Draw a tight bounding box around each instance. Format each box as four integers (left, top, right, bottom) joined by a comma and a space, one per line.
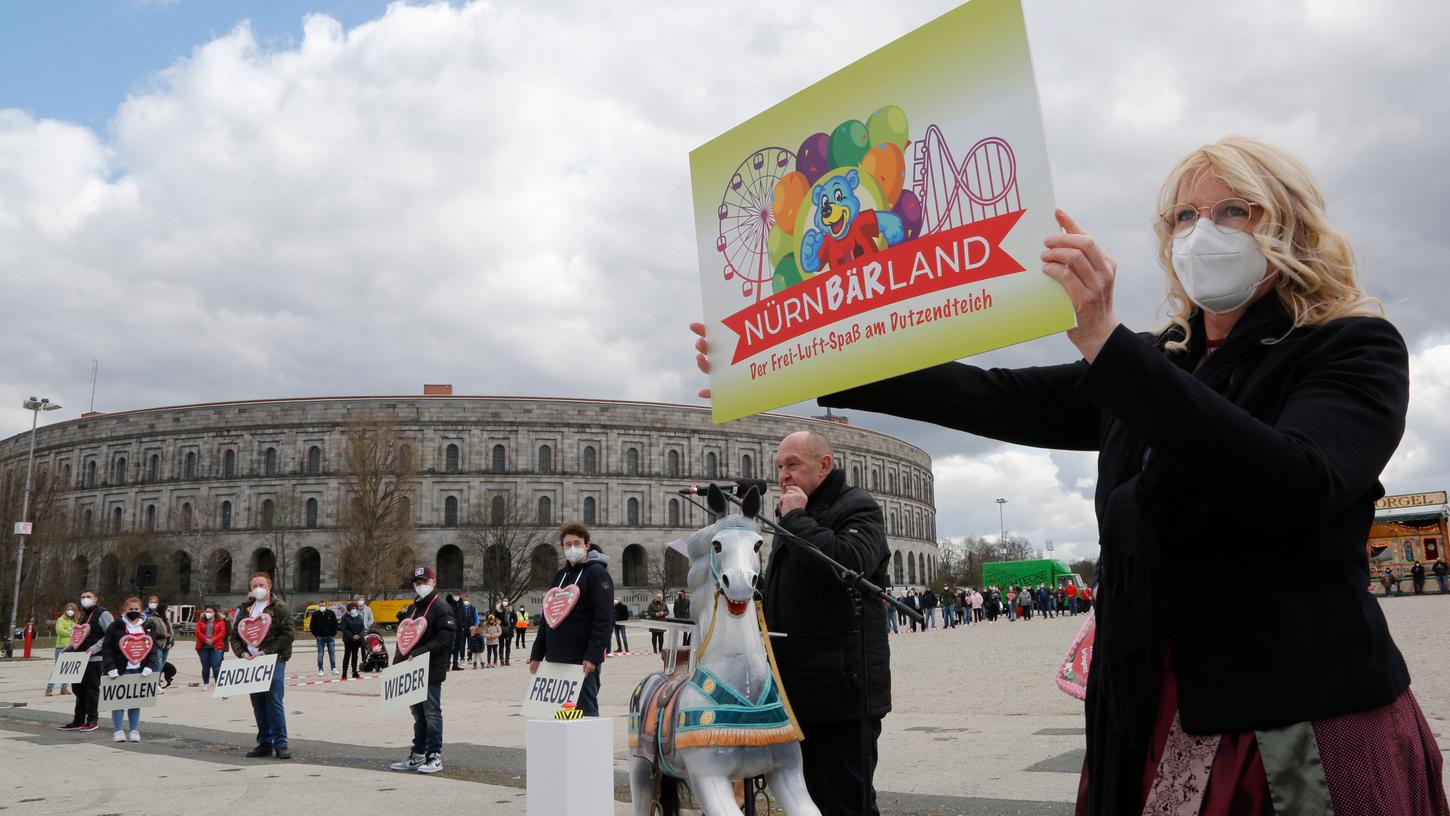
212, 654, 279, 698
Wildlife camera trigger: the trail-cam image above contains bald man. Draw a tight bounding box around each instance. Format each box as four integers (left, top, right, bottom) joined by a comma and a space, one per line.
764, 430, 890, 816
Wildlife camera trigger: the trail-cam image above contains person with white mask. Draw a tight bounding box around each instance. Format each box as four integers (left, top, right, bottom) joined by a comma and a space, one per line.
46, 603, 78, 697
692, 136, 1446, 814
226, 572, 294, 760
194, 604, 227, 687
388, 566, 457, 775
58, 590, 112, 732
528, 524, 614, 717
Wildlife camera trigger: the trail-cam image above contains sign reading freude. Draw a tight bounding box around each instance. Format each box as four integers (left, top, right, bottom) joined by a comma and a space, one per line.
379, 658, 430, 713
212, 654, 279, 698
690, 0, 1072, 422
522, 661, 587, 720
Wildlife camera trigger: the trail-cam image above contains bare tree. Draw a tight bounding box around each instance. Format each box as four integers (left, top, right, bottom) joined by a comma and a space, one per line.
1069, 558, 1097, 586
331, 415, 418, 599
168, 496, 217, 605
256, 492, 302, 598
1, 467, 73, 629
458, 492, 555, 607
646, 549, 689, 599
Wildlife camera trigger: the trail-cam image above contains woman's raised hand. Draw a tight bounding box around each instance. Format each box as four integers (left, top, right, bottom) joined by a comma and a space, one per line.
1040, 209, 1119, 363
689, 322, 711, 398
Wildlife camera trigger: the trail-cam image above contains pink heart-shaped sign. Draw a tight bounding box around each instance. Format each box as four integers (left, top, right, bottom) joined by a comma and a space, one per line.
542, 585, 581, 629
119, 633, 153, 664
69, 623, 90, 649
396, 616, 428, 657
238, 613, 272, 648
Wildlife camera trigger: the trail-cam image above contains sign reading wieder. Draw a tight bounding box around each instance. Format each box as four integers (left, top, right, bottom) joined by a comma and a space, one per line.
379, 658, 430, 713
691, 0, 1073, 422
522, 661, 586, 720
212, 654, 278, 698
99, 673, 161, 712
48, 653, 88, 687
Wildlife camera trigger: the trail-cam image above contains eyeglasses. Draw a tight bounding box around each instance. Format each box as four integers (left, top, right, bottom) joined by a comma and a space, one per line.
1162, 198, 1260, 237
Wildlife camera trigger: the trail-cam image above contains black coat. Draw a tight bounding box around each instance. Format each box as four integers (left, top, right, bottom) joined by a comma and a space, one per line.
763, 468, 891, 724
394, 592, 457, 684
100, 616, 165, 674
311, 608, 339, 637
823, 297, 1411, 812
340, 612, 365, 642
530, 552, 615, 666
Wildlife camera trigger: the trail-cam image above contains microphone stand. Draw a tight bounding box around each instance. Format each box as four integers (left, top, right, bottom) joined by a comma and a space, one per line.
712, 487, 922, 816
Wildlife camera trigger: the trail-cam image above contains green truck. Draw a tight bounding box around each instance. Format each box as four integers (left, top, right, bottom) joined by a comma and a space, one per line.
981, 559, 1084, 590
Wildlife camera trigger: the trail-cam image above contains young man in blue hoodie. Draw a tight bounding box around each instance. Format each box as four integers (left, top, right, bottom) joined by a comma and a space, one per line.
528, 523, 614, 717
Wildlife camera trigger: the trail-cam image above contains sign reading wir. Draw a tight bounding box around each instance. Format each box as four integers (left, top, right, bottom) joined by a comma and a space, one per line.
48, 653, 88, 686
99, 673, 161, 712
212, 654, 279, 698
379, 659, 430, 712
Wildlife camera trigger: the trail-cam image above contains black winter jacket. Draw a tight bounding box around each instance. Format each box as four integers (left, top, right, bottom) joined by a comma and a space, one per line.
763, 468, 891, 724
101, 616, 165, 674
530, 550, 615, 666
340, 612, 366, 642
311, 608, 339, 637
822, 296, 1411, 812
394, 592, 457, 684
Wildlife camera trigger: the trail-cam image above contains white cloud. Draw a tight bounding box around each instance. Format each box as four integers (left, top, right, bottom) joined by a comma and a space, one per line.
1, 0, 1447, 557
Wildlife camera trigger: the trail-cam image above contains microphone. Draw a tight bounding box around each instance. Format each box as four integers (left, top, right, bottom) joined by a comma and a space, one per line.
676, 479, 771, 496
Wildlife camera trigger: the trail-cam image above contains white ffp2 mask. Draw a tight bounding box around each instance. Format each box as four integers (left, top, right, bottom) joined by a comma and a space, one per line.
564, 546, 586, 565
1171, 224, 1271, 315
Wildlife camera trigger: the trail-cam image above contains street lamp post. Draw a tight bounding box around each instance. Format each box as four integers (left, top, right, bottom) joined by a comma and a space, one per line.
995, 497, 1008, 543
6, 397, 61, 657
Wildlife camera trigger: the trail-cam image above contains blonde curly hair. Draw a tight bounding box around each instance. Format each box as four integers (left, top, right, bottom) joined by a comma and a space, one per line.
1154, 136, 1381, 352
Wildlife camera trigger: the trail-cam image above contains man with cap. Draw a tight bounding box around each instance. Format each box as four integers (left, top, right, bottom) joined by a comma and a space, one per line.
529, 523, 614, 717
389, 566, 457, 775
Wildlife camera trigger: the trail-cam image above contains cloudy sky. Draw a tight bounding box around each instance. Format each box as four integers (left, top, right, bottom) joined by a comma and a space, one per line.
2, 0, 1447, 560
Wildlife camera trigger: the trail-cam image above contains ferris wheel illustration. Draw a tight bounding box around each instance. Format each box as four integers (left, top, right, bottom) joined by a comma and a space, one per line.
910, 127, 1022, 236
716, 146, 795, 302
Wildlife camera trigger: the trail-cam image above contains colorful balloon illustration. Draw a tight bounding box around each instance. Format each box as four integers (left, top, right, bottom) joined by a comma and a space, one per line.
893, 189, 923, 241
772, 254, 803, 294
771, 172, 809, 236
767, 224, 793, 267
827, 119, 870, 170
867, 105, 910, 151
859, 142, 905, 209
796, 133, 831, 185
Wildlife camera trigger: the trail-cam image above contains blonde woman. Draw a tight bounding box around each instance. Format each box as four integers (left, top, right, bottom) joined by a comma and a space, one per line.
692, 137, 1446, 814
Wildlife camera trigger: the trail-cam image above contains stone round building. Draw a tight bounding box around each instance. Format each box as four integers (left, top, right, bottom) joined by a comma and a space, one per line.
0, 390, 938, 612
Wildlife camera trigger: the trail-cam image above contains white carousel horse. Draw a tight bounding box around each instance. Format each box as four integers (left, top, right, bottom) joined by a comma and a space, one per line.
628, 486, 820, 816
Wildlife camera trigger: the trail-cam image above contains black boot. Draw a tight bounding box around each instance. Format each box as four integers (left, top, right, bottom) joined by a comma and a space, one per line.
245, 744, 273, 758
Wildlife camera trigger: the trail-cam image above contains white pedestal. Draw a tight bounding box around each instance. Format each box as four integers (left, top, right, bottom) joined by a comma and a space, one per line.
526, 717, 615, 816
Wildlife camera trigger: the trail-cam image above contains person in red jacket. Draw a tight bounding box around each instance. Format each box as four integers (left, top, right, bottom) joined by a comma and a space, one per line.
194, 604, 227, 687
1065, 582, 1080, 616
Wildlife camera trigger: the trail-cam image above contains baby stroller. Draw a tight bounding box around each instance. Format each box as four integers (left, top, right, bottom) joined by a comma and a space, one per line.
360, 628, 391, 673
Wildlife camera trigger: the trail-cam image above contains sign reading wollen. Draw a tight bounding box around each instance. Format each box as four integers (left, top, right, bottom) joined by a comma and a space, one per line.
99, 673, 161, 712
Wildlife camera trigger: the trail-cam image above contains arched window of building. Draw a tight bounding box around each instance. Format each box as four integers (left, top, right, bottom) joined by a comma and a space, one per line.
741, 454, 754, 479
222, 449, 236, 477
583, 446, 598, 474
111, 507, 123, 533
627, 497, 640, 526
305, 498, 319, 529
82, 509, 93, 536
668, 498, 681, 527
252, 548, 277, 584
622, 544, 647, 586
179, 503, 193, 531
445, 444, 460, 473
529, 544, 559, 588
264, 447, 278, 476
85, 460, 96, 487
666, 450, 680, 478
307, 446, 322, 475
893, 551, 904, 585
114, 457, 127, 485
908, 553, 917, 584
583, 496, 597, 524
444, 496, 459, 527
220, 501, 233, 530
211, 551, 232, 594
145, 505, 157, 531
101, 553, 121, 595
147, 455, 159, 482
665, 549, 689, 587
626, 448, 640, 476
537, 496, 552, 525
297, 547, 322, 592
174, 551, 193, 595
260, 499, 275, 530
492, 444, 507, 472
184, 451, 197, 479
538, 445, 553, 473
398, 495, 412, 523
705, 452, 718, 479
398, 443, 415, 471
491, 495, 506, 524
436, 545, 463, 590
889, 472, 897, 495
852, 465, 861, 486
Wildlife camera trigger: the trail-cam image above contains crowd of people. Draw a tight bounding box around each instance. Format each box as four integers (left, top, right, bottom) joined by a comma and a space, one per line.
887, 583, 1094, 632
